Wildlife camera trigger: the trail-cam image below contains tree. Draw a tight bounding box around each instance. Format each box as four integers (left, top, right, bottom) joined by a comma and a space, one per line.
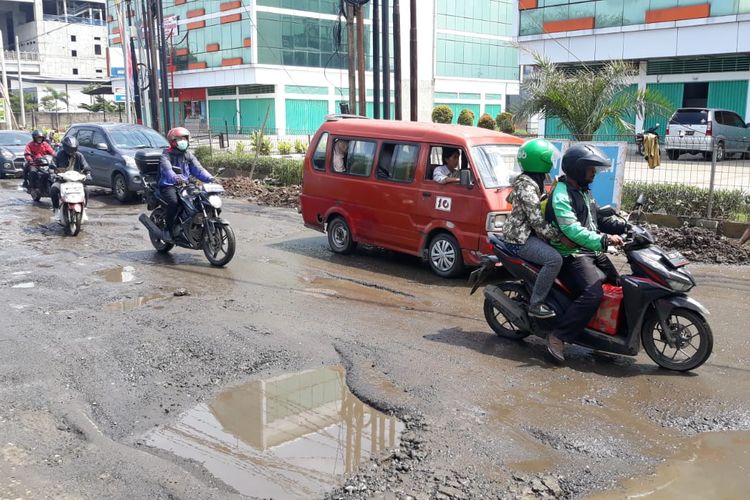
9, 92, 38, 113
39, 86, 68, 113
431, 105, 453, 124
477, 113, 496, 130
457, 109, 475, 126
496, 112, 514, 134
79, 96, 118, 121
514, 52, 674, 141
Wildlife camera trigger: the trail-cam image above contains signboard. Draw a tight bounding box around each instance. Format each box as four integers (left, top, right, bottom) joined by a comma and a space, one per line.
164, 15, 179, 39
547, 140, 627, 209
113, 87, 126, 103
111, 67, 125, 78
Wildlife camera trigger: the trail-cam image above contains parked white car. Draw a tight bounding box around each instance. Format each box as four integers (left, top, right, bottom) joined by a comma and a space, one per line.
665, 108, 750, 161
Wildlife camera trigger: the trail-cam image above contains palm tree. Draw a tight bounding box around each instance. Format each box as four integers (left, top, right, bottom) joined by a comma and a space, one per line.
515, 52, 674, 141
39, 86, 68, 113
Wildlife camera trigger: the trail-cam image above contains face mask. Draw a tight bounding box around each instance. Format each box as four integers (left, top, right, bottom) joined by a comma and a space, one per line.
176, 140, 189, 151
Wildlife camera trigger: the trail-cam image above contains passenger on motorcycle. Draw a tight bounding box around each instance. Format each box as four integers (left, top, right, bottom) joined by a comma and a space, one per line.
502, 139, 564, 319
51, 136, 91, 222
159, 127, 215, 243
23, 129, 56, 189
544, 144, 626, 362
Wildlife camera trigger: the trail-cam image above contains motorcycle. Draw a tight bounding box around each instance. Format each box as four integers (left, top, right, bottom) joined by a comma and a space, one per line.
469, 195, 713, 372
26, 155, 56, 202
635, 124, 660, 156
52, 170, 88, 236
137, 165, 236, 267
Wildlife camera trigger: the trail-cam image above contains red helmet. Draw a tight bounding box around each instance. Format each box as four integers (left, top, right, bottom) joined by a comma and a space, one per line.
166, 127, 190, 144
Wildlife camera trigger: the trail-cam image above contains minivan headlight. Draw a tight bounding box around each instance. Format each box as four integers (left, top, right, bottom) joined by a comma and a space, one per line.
123, 155, 136, 168
486, 212, 509, 231
1, 149, 13, 160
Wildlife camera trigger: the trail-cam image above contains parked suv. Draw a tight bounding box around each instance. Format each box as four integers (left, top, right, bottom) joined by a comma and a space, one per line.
63, 123, 169, 201
665, 108, 750, 161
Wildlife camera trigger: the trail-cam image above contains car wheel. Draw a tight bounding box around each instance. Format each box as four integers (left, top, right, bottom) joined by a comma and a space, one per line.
428, 232, 463, 278
667, 149, 680, 161
112, 172, 133, 202
709, 142, 725, 162
327, 216, 357, 255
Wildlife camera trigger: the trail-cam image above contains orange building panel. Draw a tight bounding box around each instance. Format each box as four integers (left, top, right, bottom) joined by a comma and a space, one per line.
645, 3, 710, 23
186, 8, 205, 18
220, 1, 242, 11
543, 17, 595, 33
175, 48, 189, 56
222, 57, 243, 66
186, 20, 206, 30
174, 0, 186, 4
207, 43, 220, 52
188, 62, 208, 70
221, 13, 242, 24
243, 38, 252, 47
519, 0, 537, 10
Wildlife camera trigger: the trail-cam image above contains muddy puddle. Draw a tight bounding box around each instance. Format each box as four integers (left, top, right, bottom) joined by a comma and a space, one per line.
11, 282, 35, 289
145, 366, 404, 499
591, 431, 750, 499
97, 266, 137, 283
105, 293, 168, 312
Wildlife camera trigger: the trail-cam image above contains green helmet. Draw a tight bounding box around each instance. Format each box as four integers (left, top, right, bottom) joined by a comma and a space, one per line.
517, 138, 557, 174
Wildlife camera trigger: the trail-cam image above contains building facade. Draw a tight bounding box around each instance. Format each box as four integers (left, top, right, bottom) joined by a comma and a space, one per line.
108, 0, 520, 136
518, 0, 750, 137
1, 0, 109, 118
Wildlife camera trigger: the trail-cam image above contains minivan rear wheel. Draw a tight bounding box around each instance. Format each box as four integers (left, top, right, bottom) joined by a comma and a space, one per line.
708, 142, 725, 163
667, 149, 680, 161
428, 233, 463, 278
327, 216, 357, 255
112, 172, 133, 203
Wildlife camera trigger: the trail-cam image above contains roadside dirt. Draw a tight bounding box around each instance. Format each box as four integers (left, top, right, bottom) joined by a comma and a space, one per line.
221, 177, 300, 209
649, 224, 750, 264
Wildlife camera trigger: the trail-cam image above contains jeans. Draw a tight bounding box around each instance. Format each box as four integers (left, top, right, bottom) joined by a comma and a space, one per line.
516, 236, 563, 306
161, 186, 180, 232
552, 253, 619, 343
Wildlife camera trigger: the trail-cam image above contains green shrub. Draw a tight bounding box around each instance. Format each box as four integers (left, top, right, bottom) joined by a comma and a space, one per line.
270, 158, 303, 185
622, 182, 749, 220
457, 109, 475, 126
431, 105, 453, 124
277, 140, 292, 155
235, 141, 245, 154
193, 145, 212, 164
496, 112, 514, 134
294, 139, 308, 154
250, 130, 272, 156
477, 113, 496, 130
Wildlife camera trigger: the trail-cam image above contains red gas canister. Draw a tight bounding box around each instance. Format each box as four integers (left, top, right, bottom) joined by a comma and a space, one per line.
586, 284, 624, 336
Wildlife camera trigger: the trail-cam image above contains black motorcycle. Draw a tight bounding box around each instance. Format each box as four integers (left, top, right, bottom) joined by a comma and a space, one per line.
469, 195, 713, 372
635, 124, 660, 156
137, 157, 235, 267
26, 155, 56, 202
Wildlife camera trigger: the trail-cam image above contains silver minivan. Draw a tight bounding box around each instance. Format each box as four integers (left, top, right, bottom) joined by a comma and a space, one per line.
665, 108, 750, 161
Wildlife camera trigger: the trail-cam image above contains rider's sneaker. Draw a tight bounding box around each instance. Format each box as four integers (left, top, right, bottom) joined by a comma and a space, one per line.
53, 209, 61, 222
81, 209, 89, 222
547, 334, 565, 363
529, 302, 556, 319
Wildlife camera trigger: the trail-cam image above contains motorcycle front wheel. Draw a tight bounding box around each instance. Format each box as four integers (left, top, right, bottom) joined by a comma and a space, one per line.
202, 222, 236, 267
63, 206, 81, 236
641, 308, 713, 372
483, 282, 532, 340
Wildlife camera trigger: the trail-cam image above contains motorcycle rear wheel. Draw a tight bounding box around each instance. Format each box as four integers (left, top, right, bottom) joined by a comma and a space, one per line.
202, 223, 236, 267
641, 308, 713, 372
483, 282, 532, 340
148, 207, 174, 253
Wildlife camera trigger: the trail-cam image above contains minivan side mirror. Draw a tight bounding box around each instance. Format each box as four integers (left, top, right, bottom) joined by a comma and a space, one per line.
95, 142, 109, 151
459, 169, 473, 188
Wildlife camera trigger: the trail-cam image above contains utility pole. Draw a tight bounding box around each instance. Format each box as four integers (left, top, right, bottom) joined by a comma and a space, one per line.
382, 0, 390, 119
346, 4, 356, 114
372, 0, 380, 119
116, 0, 133, 123
144, 0, 160, 130
0, 31, 11, 129
126, 0, 142, 124
393, 0, 402, 120
155, 0, 171, 130
409, 0, 417, 121
356, 5, 366, 117
15, 36, 26, 128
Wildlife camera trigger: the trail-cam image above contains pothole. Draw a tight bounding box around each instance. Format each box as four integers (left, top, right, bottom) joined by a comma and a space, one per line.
104, 293, 168, 312
144, 366, 404, 499
97, 266, 137, 283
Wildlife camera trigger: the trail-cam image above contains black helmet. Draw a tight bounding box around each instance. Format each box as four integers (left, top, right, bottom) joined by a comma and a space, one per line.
62, 136, 79, 155
561, 144, 611, 188
32, 129, 44, 140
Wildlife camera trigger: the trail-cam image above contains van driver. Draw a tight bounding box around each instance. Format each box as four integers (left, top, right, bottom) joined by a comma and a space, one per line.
433, 147, 460, 184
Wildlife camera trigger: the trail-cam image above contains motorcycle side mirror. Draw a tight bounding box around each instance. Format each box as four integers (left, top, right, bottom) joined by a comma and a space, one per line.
459, 169, 473, 188
95, 142, 109, 151
598, 205, 617, 218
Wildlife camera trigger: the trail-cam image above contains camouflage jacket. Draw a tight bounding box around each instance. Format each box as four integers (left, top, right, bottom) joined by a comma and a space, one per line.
502, 174, 562, 244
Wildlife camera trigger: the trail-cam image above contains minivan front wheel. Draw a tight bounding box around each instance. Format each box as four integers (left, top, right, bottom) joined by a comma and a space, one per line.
428, 233, 463, 278
112, 172, 133, 202
327, 216, 357, 255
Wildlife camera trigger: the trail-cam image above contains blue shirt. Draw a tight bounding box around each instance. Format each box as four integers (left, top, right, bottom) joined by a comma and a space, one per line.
158, 148, 213, 187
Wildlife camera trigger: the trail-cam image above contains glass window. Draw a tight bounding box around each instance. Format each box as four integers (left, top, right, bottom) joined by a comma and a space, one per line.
312, 132, 328, 170
332, 140, 376, 177
77, 129, 94, 147
0, 132, 30, 146
472, 144, 521, 189
377, 143, 420, 183
92, 130, 108, 147
669, 109, 709, 125
109, 129, 170, 149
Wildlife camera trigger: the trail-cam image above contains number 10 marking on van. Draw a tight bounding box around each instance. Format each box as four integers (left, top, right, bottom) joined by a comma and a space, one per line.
435, 196, 452, 212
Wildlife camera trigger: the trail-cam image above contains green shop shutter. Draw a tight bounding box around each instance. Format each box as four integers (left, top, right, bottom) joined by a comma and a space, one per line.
644, 83, 684, 136
707, 80, 749, 120
208, 100, 238, 132
484, 104, 502, 120
285, 99, 329, 135
239, 98, 276, 134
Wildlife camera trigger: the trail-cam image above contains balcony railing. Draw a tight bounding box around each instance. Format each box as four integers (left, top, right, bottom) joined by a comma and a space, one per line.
3, 50, 40, 62
42, 14, 105, 26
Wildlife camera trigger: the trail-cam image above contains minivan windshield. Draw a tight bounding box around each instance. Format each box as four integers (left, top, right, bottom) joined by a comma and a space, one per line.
110, 128, 169, 149
0, 131, 30, 146
670, 109, 708, 125
472, 144, 521, 189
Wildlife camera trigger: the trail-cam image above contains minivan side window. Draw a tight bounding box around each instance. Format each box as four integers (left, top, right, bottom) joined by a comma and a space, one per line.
332, 140, 376, 177
77, 129, 94, 147
377, 143, 420, 183
726, 112, 745, 128
92, 130, 108, 148
312, 132, 328, 171
425, 146, 464, 181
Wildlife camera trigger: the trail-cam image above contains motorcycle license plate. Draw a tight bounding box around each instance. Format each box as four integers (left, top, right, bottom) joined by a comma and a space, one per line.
61, 184, 84, 196
665, 251, 689, 268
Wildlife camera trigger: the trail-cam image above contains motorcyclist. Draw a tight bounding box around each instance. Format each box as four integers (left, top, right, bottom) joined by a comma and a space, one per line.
23, 129, 56, 189
51, 136, 91, 222
544, 144, 626, 362
158, 127, 214, 243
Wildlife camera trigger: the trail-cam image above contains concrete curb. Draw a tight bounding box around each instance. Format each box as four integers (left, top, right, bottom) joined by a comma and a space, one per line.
644, 213, 749, 239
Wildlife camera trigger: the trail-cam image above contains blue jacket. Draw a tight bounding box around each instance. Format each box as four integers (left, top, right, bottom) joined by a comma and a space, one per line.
159, 148, 213, 187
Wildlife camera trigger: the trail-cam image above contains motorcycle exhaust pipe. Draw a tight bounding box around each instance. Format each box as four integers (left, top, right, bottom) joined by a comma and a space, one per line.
138, 213, 162, 237
484, 285, 531, 331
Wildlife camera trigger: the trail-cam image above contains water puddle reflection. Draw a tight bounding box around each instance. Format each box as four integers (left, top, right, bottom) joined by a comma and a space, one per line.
12, 282, 35, 289
104, 293, 167, 312
97, 266, 136, 283
590, 431, 750, 499
146, 366, 403, 499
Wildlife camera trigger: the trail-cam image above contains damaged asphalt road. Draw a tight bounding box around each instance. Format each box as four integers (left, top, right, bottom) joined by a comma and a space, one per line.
2, 178, 750, 499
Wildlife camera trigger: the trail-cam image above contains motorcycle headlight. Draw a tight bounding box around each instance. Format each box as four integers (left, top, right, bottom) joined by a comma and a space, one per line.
208, 195, 222, 209
1, 149, 13, 160
486, 212, 509, 231
123, 155, 137, 168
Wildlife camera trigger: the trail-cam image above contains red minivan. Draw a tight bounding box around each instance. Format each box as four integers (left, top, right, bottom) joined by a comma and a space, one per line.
300, 116, 524, 277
